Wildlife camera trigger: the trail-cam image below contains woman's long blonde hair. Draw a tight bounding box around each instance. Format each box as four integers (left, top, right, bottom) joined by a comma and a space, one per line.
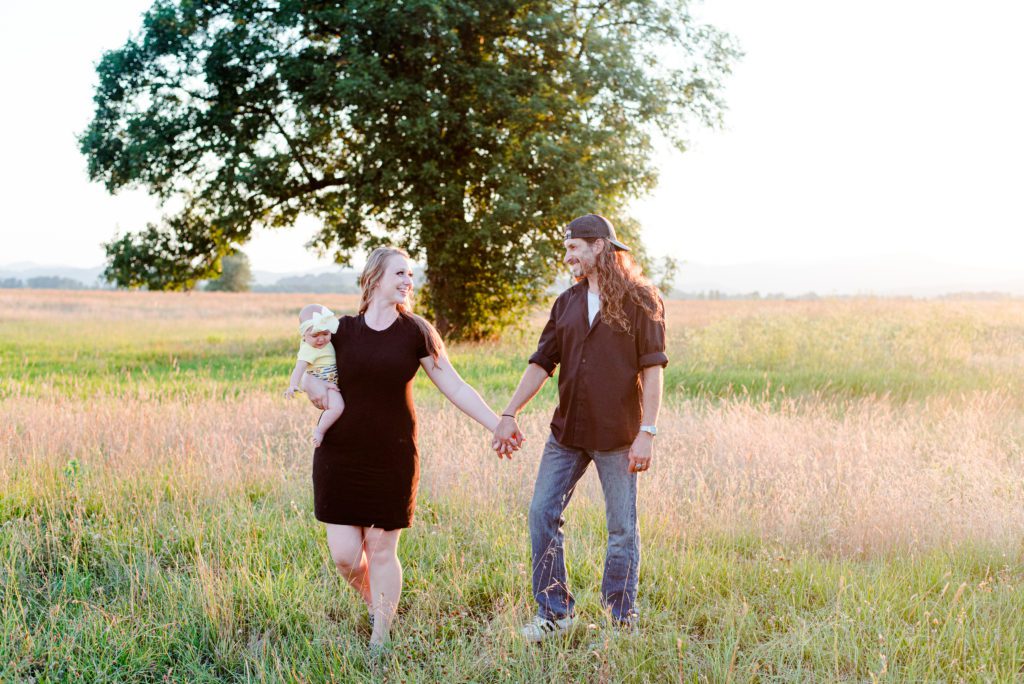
358, 247, 444, 363
587, 239, 664, 335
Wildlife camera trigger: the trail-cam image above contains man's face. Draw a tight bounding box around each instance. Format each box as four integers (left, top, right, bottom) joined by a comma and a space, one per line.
563, 238, 602, 280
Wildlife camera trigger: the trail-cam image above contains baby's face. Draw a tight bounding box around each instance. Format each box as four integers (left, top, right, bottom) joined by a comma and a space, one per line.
303, 329, 332, 349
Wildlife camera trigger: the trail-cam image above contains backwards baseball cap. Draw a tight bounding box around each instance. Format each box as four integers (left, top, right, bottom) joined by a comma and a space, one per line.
564, 214, 630, 252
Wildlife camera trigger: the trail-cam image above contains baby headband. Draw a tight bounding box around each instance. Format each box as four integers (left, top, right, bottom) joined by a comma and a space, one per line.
299, 307, 340, 335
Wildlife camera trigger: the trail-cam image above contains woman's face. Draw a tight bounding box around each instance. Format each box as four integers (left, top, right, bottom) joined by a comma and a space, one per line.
373, 254, 415, 306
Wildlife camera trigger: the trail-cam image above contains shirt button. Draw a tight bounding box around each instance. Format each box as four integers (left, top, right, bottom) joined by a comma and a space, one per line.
582, 358, 586, 363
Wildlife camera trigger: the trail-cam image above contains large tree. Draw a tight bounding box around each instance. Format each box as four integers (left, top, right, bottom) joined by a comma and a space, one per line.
82, 0, 737, 338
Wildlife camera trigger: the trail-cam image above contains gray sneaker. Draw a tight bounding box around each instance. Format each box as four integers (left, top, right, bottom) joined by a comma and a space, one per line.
521, 615, 574, 642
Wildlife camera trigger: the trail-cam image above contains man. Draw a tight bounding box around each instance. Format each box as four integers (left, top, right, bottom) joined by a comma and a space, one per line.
493, 213, 667, 642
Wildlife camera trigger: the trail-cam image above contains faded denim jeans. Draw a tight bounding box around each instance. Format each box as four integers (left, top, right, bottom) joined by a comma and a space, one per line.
528, 433, 639, 623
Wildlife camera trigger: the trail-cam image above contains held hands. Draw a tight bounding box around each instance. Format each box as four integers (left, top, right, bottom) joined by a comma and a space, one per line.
491, 415, 525, 459
628, 432, 654, 474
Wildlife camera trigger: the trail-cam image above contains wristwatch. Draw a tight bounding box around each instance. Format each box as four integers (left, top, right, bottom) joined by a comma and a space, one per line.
639, 425, 657, 436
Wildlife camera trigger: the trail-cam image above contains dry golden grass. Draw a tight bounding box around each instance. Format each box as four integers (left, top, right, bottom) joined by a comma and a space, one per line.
5, 290, 1024, 680
7, 289, 1024, 556
6, 390, 1024, 557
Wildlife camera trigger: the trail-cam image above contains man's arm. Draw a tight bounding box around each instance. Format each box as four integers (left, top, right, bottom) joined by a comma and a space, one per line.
627, 365, 663, 473
491, 363, 550, 452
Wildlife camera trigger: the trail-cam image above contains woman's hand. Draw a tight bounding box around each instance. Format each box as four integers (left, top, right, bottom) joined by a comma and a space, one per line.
301, 372, 329, 410
491, 415, 524, 458
283, 385, 301, 399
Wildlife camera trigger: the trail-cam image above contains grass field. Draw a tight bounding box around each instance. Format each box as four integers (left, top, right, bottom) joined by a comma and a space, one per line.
3, 290, 1024, 682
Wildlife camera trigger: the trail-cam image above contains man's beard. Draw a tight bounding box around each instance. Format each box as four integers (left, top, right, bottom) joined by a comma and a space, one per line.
572, 260, 594, 282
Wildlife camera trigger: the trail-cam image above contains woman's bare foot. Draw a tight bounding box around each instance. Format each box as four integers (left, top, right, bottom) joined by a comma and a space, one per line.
369, 609, 393, 647
369, 627, 390, 648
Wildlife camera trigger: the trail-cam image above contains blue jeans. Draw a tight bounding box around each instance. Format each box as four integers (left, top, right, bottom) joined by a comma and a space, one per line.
528, 433, 640, 623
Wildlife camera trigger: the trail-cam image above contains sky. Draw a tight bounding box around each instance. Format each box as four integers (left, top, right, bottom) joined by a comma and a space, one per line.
1, 1, 1022, 284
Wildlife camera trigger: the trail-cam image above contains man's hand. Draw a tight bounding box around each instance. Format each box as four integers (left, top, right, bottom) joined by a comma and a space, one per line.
627, 432, 654, 473
301, 373, 329, 410
491, 415, 524, 459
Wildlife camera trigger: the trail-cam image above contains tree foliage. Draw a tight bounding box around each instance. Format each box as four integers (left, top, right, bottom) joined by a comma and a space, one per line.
652, 255, 680, 296
204, 252, 253, 291
82, 0, 738, 338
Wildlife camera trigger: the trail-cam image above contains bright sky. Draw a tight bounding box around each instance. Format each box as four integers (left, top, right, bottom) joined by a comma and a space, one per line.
1, 1, 1022, 276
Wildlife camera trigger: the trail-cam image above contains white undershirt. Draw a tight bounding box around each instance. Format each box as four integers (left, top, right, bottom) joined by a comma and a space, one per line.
587, 290, 601, 326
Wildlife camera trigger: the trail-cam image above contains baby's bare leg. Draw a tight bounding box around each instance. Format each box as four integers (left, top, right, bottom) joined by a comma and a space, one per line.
313, 387, 345, 447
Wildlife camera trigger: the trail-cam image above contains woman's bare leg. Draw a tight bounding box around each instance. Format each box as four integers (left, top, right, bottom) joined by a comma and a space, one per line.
325, 524, 373, 609
363, 527, 403, 645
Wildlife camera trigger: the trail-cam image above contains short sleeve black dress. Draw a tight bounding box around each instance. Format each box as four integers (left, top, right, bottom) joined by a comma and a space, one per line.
312, 313, 429, 530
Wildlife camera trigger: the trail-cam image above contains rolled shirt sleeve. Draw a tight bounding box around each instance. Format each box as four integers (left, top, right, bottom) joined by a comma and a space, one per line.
527, 303, 561, 376
636, 297, 669, 369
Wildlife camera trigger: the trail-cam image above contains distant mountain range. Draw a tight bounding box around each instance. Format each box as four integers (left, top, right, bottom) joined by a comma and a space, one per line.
0, 263, 108, 287
0, 263, 362, 290
1, 257, 1021, 297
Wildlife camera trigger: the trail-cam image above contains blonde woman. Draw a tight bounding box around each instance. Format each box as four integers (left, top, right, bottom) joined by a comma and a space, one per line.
301, 246, 509, 649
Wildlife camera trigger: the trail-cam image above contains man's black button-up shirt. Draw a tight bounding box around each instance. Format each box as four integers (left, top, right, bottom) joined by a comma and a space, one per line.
527, 280, 669, 451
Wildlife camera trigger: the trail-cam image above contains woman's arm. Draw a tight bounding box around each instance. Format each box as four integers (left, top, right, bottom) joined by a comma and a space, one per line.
420, 355, 501, 434
285, 360, 310, 398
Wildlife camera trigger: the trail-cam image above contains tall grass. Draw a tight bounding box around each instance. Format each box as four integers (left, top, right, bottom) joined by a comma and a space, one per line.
7, 291, 1024, 402
3, 291, 1024, 680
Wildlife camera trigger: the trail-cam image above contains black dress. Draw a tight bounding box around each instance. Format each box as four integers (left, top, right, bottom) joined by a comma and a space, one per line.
312, 313, 429, 530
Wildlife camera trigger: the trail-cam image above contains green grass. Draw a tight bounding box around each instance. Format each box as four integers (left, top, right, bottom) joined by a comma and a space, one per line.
4, 297, 1024, 403
4, 466, 1023, 682
5, 293, 1024, 680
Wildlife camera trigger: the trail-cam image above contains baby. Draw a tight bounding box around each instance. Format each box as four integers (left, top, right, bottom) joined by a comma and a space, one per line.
285, 304, 345, 446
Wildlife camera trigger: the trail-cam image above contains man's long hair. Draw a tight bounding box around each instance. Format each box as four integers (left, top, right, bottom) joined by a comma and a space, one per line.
586, 239, 664, 334
358, 246, 444, 363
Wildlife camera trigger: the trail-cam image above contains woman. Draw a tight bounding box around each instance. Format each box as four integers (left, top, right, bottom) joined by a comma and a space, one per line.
301, 246, 506, 648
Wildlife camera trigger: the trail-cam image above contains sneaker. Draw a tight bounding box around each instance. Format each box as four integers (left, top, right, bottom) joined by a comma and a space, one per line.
520, 615, 574, 643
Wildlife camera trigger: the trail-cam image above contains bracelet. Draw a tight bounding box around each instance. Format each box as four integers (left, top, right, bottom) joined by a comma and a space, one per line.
501, 413, 517, 419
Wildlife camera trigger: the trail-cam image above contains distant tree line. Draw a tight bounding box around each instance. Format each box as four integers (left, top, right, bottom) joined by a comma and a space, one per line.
252, 273, 360, 294
675, 290, 819, 301
0, 276, 96, 289
203, 253, 252, 292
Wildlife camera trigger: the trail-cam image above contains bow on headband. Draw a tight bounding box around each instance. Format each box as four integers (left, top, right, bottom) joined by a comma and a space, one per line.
299, 307, 340, 335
